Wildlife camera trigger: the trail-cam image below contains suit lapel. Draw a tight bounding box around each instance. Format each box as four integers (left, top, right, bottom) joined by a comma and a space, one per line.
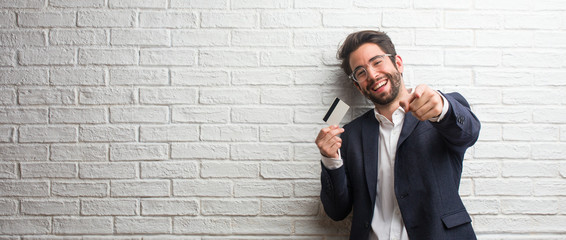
362, 112, 379, 205
397, 112, 419, 149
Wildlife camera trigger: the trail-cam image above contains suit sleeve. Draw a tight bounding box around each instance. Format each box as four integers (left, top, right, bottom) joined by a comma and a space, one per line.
432, 92, 481, 153
320, 129, 352, 221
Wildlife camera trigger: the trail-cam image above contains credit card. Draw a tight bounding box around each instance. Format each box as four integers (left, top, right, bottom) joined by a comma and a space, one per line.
323, 98, 350, 126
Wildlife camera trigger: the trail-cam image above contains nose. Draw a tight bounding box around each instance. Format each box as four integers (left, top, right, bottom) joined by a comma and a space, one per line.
366, 65, 380, 80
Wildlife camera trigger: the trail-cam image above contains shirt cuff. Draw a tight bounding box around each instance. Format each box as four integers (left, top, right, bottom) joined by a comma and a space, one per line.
429, 91, 449, 122
321, 154, 343, 170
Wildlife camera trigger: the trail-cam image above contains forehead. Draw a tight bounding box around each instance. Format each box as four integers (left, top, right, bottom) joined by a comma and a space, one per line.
349, 43, 386, 68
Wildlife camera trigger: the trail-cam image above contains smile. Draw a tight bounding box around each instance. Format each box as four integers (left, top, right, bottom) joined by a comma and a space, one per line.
372, 80, 387, 91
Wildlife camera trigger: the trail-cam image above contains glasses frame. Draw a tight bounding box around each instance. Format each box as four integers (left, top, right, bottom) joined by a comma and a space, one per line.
348, 54, 394, 83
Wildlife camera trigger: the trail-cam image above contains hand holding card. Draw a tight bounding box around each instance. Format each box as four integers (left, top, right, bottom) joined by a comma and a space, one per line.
323, 98, 350, 126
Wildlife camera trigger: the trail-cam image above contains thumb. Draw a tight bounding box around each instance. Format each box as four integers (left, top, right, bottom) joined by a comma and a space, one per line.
399, 90, 419, 112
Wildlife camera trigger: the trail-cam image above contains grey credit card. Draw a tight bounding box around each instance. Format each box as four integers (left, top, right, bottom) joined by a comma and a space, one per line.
323, 98, 350, 126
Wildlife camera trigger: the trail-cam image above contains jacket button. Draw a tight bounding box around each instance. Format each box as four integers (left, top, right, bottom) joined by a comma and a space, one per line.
457, 116, 464, 124
400, 193, 408, 199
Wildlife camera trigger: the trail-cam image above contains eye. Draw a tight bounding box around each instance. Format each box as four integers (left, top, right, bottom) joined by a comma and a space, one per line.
373, 60, 382, 67
355, 69, 367, 78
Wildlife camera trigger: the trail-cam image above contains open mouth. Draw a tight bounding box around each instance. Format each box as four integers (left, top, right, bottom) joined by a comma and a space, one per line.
371, 79, 388, 91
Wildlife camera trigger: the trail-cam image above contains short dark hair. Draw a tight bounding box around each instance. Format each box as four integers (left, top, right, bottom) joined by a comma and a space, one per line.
337, 30, 397, 76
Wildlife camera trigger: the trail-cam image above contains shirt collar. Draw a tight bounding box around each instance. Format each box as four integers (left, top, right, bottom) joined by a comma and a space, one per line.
374, 107, 406, 126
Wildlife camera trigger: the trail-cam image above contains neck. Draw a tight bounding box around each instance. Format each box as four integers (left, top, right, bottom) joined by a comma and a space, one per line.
374, 86, 410, 122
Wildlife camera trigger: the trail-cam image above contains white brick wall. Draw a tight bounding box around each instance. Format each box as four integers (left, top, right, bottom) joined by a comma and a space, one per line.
0, 0, 565, 239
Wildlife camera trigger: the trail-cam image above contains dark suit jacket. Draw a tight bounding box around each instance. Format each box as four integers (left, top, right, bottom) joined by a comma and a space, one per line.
320, 92, 480, 240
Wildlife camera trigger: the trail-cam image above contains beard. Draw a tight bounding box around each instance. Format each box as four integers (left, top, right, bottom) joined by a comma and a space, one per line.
361, 71, 402, 106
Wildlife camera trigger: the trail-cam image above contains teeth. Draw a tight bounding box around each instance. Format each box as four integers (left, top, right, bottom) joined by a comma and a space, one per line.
373, 81, 387, 90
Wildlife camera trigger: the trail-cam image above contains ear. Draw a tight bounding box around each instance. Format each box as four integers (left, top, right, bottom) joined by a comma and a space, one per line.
395, 55, 404, 73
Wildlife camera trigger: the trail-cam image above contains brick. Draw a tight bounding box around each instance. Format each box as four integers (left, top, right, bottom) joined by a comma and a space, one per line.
50, 68, 105, 86
0, 12, 16, 28
171, 0, 227, 8
502, 161, 558, 177
141, 161, 198, 179
172, 30, 229, 47
141, 48, 196, 66
0, 199, 17, 215
18, 88, 75, 105
202, 199, 259, 216
503, 51, 562, 68
474, 143, 530, 159
79, 87, 136, 105
535, 32, 566, 48
18, 11, 75, 27
233, 30, 291, 47
0, 180, 49, 197
109, 0, 167, 8
49, 0, 105, 8
21, 162, 77, 178
461, 198, 499, 215
476, 123, 501, 141
0, 107, 47, 124
201, 125, 258, 142
140, 87, 198, 104
50, 107, 106, 124
503, 124, 559, 141
474, 106, 531, 123
78, 10, 135, 27
398, 48, 442, 66
53, 217, 113, 234
173, 217, 231, 234
0, 162, 17, 178
21, 199, 79, 215
80, 125, 137, 142
19, 125, 77, 143
52, 181, 108, 197
79, 48, 138, 65
0, 30, 45, 47
531, 143, 566, 160
474, 216, 566, 233
260, 50, 320, 67
172, 106, 229, 123
294, 68, 345, 85
50, 29, 107, 45
0, 48, 15, 66
0, 217, 50, 235
0, 145, 48, 161
476, 30, 533, 47
445, 49, 501, 67
111, 29, 169, 46
442, 87, 500, 105
111, 180, 170, 197
261, 162, 319, 179
261, 11, 320, 28
415, 0, 471, 8
201, 161, 258, 178
383, 10, 441, 28
323, 12, 380, 28
140, 11, 197, 28
294, 30, 350, 47
232, 107, 292, 124
173, 180, 232, 197
462, 160, 499, 178
262, 199, 319, 216
475, 179, 532, 196
535, 0, 566, 10
261, 88, 321, 105
413, 68, 472, 87
80, 162, 137, 179
202, 12, 257, 28
50, 144, 108, 161
110, 68, 169, 86
533, 108, 566, 124
110, 143, 168, 161
260, 125, 320, 143
231, 143, 291, 161
81, 199, 138, 216
19, 47, 75, 66
416, 30, 473, 46
0, 69, 48, 85
445, 11, 501, 29
505, 13, 562, 30
200, 50, 258, 67
200, 88, 259, 104
501, 198, 558, 214
232, 0, 290, 8
234, 181, 292, 197
475, 70, 532, 86
142, 199, 199, 215
110, 106, 168, 123
293, 143, 324, 162
232, 217, 292, 234
140, 125, 199, 142
171, 70, 230, 86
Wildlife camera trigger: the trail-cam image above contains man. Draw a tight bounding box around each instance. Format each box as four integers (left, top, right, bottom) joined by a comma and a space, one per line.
316, 30, 480, 240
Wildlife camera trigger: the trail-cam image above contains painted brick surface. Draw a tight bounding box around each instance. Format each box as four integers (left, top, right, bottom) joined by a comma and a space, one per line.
0, 1, 565, 239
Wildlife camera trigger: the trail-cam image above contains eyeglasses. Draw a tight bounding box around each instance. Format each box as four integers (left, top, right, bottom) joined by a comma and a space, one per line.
349, 54, 394, 83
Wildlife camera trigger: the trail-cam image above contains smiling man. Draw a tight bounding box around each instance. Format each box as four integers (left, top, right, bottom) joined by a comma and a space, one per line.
315, 30, 481, 240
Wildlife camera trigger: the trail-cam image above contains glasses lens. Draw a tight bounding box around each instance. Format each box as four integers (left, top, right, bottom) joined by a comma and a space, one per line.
353, 68, 367, 83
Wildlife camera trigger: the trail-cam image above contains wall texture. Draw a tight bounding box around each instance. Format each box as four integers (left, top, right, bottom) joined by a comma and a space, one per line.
0, 0, 565, 239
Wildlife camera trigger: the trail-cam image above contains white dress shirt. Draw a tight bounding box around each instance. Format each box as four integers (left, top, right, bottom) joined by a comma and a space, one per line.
321, 92, 449, 240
